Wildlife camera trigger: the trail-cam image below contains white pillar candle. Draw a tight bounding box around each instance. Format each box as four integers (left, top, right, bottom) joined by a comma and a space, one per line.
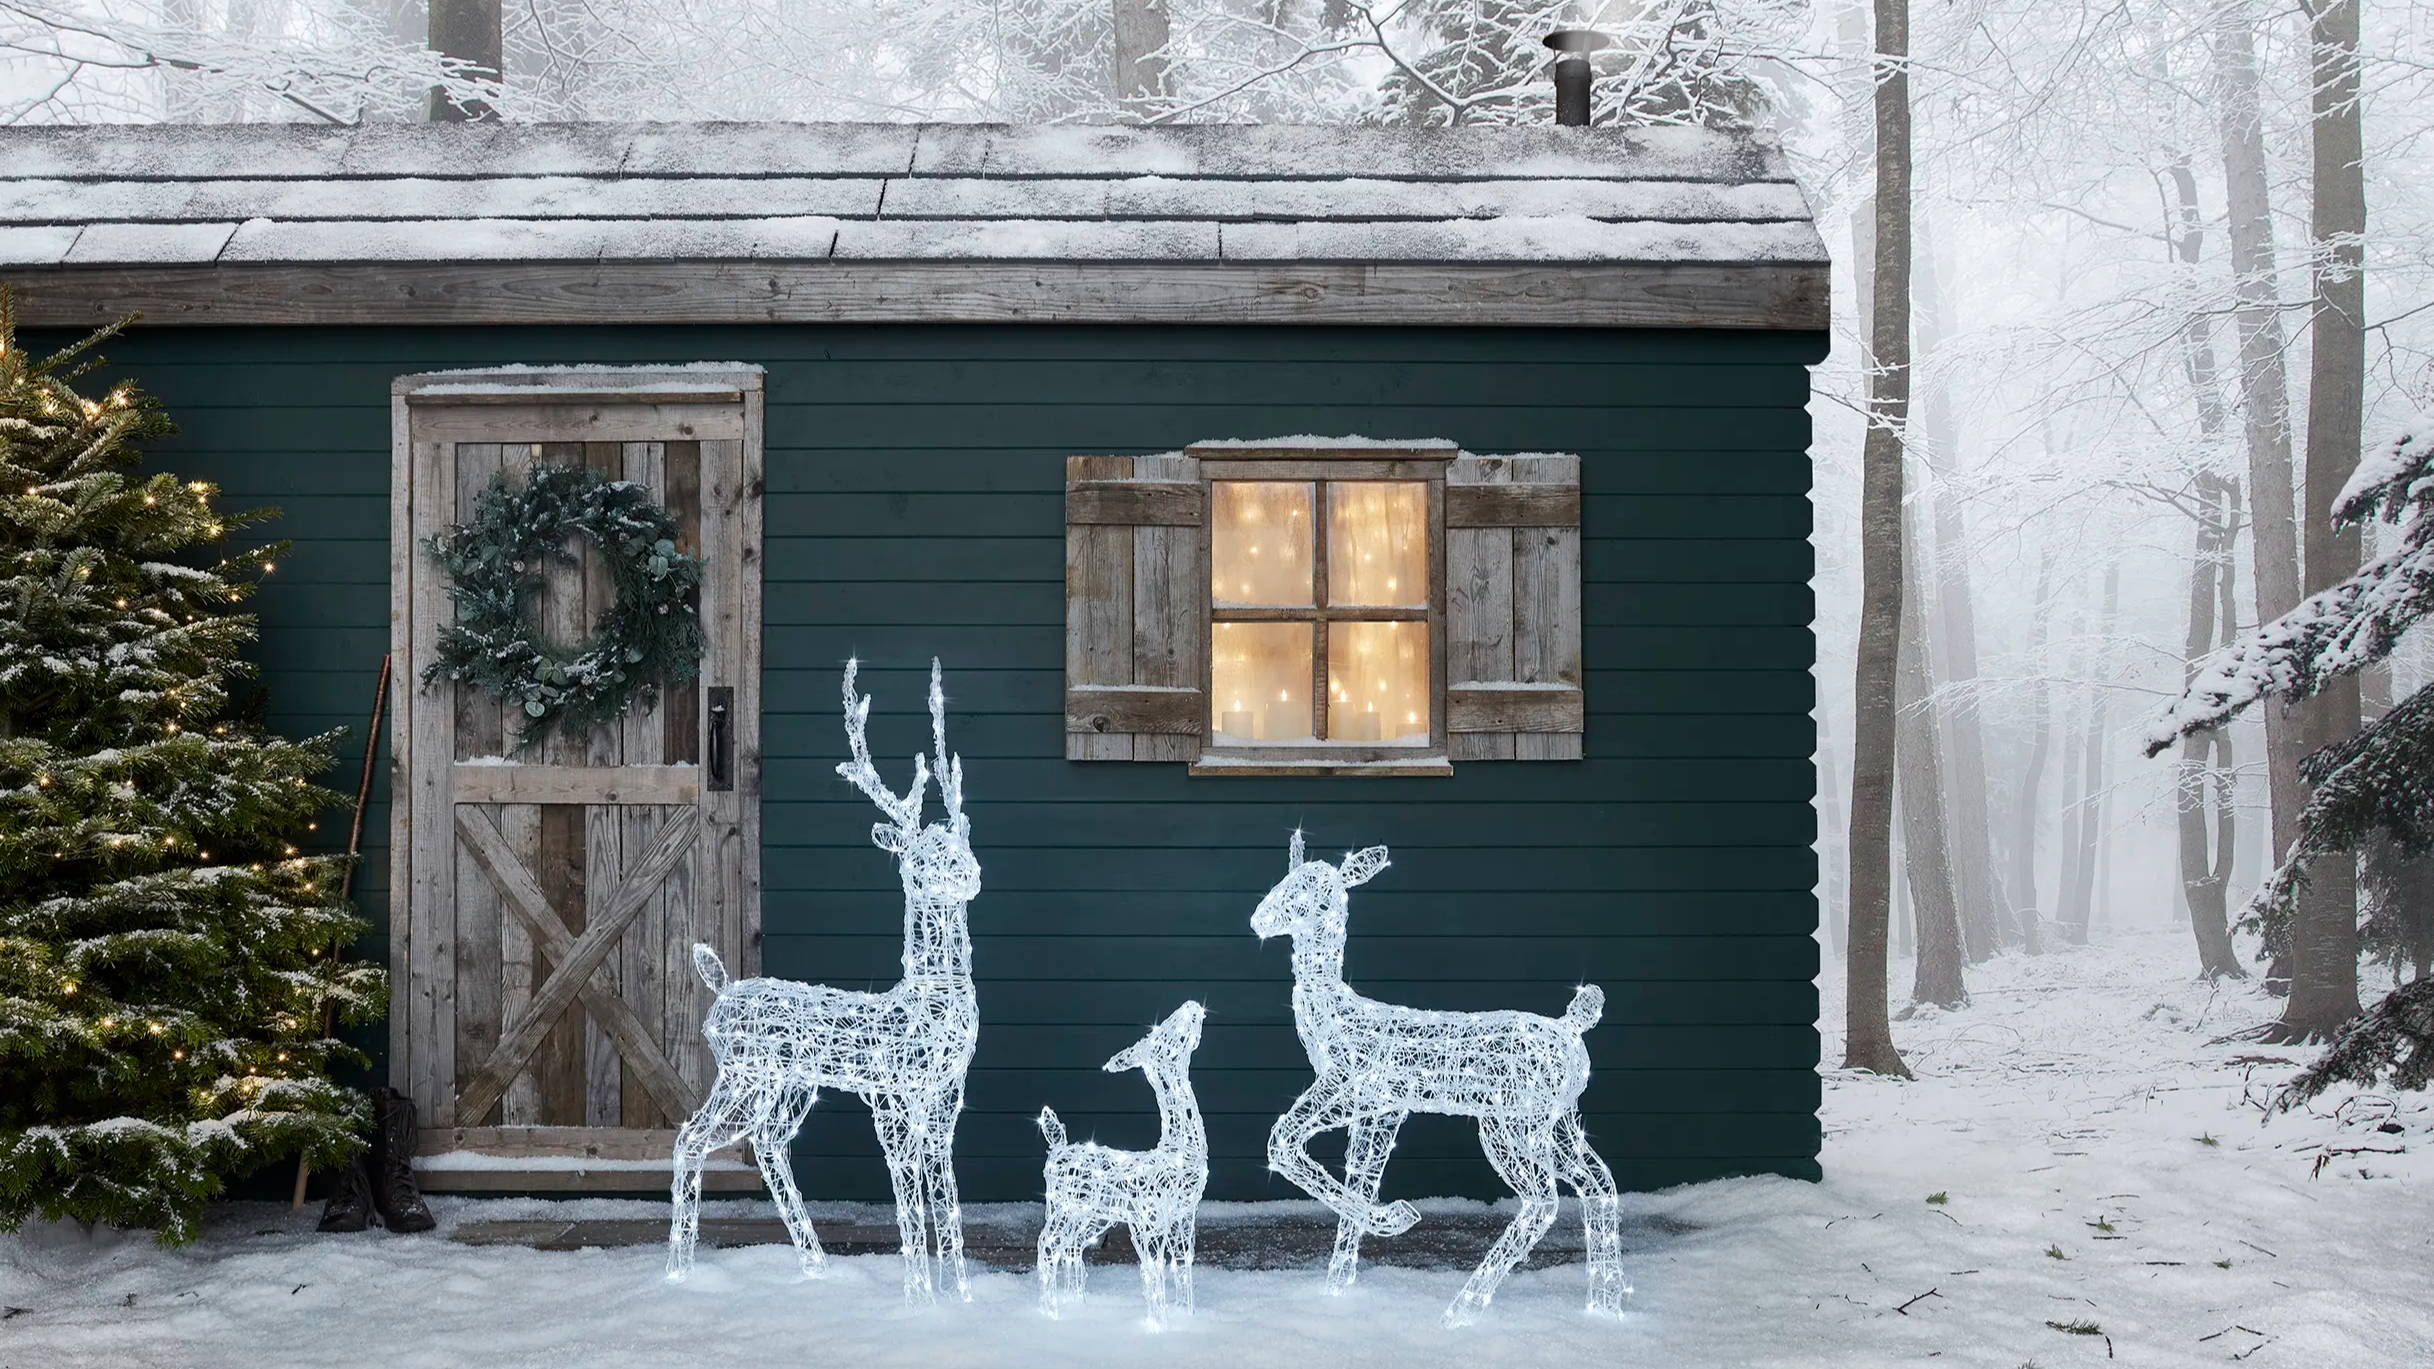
1334, 709, 1382, 742
1264, 700, 1308, 741
1220, 710, 1255, 742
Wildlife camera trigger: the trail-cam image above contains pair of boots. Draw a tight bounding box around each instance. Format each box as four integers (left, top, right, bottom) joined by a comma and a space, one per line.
318, 1087, 435, 1234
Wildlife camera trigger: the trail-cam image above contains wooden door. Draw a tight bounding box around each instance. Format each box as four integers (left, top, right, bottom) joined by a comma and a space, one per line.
392, 370, 762, 1185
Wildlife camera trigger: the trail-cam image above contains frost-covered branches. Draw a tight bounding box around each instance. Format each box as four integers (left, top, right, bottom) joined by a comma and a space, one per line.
2147, 423, 2434, 753
6, 0, 1806, 126
1, 0, 495, 124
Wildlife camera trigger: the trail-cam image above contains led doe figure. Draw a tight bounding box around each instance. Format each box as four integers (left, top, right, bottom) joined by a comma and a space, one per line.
666, 658, 981, 1303
1035, 1001, 1210, 1330
1253, 834, 1625, 1326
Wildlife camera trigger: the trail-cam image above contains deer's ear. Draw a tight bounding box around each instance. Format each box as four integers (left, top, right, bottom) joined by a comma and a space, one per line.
871, 823, 908, 853
1339, 846, 1390, 887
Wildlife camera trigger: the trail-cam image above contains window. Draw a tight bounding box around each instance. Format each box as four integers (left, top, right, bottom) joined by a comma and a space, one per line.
1207, 474, 1440, 760
1065, 440, 1582, 774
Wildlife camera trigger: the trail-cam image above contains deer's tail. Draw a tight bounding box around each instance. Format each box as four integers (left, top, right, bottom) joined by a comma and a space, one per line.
1037, 1107, 1067, 1149
691, 944, 728, 993
1562, 984, 1606, 1034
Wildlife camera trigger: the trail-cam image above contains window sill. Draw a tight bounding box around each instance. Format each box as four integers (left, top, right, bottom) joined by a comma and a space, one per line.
1186, 754, 1454, 778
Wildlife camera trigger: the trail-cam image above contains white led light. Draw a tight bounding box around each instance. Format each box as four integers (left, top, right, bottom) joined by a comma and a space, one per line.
668, 658, 981, 1304
1036, 1001, 1210, 1330
1253, 832, 1628, 1326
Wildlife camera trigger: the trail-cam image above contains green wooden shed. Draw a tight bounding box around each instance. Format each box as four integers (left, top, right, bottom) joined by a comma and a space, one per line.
3, 120, 1828, 1203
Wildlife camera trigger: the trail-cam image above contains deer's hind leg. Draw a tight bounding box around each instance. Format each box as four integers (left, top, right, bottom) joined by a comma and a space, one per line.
1554, 1109, 1628, 1317
1445, 1116, 1560, 1328
1327, 1110, 1407, 1294
754, 1080, 827, 1278
667, 1073, 759, 1282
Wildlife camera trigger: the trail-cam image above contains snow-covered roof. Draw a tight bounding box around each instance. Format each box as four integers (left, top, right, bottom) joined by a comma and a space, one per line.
0, 122, 1827, 329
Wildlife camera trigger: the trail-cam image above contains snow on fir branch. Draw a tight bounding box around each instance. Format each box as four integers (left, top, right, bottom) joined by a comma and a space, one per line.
2146, 419, 2434, 755
0, 293, 383, 1245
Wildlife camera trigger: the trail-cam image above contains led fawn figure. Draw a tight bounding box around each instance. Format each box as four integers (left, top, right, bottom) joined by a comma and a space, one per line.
1035, 1001, 1210, 1331
666, 658, 981, 1303
1253, 833, 1626, 1327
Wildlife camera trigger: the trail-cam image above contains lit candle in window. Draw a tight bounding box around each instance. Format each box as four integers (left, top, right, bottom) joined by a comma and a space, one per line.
1221, 698, 1255, 741
1265, 688, 1305, 742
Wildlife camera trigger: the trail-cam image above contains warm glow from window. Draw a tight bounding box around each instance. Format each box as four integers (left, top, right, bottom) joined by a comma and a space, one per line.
1211, 622, 1313, 741
1328, 482, 1427, 607
1211, 482, 1313, 605
1327, 621, 1428, 743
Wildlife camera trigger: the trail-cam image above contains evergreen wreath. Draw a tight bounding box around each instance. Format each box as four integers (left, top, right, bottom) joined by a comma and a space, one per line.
424, 463, 703, 750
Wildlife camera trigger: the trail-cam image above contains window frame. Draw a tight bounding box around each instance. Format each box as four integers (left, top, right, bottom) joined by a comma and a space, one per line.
1189, 446, 1454, 777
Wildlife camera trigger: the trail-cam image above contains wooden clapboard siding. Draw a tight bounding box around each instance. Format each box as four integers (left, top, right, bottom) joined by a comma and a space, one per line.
44, 322, 1824, 1200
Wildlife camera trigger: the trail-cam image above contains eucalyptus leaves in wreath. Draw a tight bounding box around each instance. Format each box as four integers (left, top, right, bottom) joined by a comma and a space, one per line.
424, 463, 703, 750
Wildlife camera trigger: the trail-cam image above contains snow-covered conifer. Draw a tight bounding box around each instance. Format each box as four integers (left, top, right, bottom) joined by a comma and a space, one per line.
2148, 419, 2434, 1099
0, 296, 383, 1242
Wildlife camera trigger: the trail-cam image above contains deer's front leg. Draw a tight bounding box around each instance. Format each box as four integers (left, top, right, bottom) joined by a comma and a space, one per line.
870, 1095, 936, 1303
754, 1079, 826, 1278
917, 1085, 971, 1301
1267, 1080, 1419, 1242
1329, 1110, 1407, 1293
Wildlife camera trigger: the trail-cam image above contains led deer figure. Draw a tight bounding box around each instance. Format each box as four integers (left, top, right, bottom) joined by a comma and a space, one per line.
1035, 1000, 1210, 1331
1253, 833, 1626, 1327
666, 658, 981, 1303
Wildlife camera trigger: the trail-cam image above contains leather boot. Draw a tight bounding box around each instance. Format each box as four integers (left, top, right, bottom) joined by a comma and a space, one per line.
315, 1155, 375, 1233
368, 1087, 436, 1234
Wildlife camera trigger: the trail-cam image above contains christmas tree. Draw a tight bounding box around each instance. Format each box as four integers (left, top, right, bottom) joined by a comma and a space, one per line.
0, 296, 384, 1243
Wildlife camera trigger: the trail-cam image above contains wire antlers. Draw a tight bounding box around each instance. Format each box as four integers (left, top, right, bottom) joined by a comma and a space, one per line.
929, 658, 966, 835
837, 656, 930, 832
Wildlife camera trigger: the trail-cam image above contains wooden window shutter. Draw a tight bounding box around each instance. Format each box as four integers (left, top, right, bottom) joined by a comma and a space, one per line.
1065, 454, 1209, 760
1446, 454, 1584, 760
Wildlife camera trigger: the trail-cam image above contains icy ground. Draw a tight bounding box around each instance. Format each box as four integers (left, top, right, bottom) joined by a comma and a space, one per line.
2, 927, 2428, 1368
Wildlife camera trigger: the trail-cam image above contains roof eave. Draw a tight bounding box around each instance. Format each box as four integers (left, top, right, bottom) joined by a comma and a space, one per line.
1, 257, 1829, 331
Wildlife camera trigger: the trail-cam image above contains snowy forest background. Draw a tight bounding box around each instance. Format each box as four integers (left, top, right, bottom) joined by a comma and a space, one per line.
5, 0, 2433, 1065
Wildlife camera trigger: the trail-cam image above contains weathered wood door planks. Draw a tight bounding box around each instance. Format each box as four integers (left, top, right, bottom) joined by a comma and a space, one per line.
393, 372, 763, 1182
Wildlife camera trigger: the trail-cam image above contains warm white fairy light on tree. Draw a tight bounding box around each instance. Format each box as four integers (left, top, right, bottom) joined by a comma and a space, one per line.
0, 301, 382, 1244
1035, 1000, 1210, 1331
667, 658, 981, 1302
1253, 832, 1626, 1326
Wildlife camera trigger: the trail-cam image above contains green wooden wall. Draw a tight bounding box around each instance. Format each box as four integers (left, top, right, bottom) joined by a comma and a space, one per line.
42, 323, 1826, 1201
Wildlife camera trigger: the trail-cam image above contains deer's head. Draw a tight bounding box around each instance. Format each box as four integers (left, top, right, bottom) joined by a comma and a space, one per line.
1104, 1000, 1206, 1076
836, 657, 980, 905
1251, 830, 1388, 946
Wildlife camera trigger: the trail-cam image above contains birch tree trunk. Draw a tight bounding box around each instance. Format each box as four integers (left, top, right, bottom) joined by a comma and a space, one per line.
1843, 0, 1912, 1076
1916, 232, 2002, 962
1820, 745, 1849, 957
2167, 159, 2248, 978
429, 0, 502, 120
1899, 522, 1968, 1006
1113, 0, 1172, 112
2211, 0, 2303, 992
2061, 565, 2117, 944
2010, 554, 2056, 954
2054, 617, 2086, 942
2270, 0, 2367, 1042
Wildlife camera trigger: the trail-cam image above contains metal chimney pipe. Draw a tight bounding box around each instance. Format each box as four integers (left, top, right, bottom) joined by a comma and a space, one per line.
1543, 29, 1612, 127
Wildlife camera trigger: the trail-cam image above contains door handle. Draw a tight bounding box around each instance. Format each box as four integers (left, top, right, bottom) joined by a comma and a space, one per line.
706, 687, 734, 793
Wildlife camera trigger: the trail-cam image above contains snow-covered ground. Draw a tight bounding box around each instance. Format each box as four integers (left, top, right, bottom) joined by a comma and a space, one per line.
3, 928, 2427, 1367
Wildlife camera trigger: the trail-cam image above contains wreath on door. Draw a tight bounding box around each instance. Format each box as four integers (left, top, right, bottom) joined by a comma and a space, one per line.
424, 462, 704, 750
